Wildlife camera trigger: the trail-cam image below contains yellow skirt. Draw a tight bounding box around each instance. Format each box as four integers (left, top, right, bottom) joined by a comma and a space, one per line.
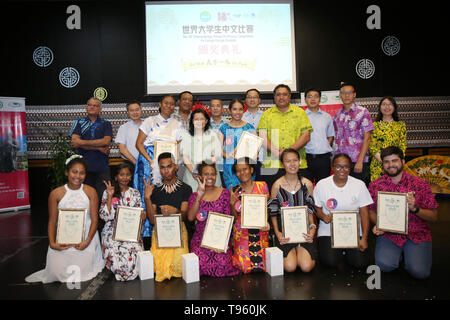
150, 222, 189, 282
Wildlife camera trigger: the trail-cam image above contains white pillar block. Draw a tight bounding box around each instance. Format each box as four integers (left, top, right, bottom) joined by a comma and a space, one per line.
137, 251, 154, 280
182, 253, 200, 283
265, 247, 284, 277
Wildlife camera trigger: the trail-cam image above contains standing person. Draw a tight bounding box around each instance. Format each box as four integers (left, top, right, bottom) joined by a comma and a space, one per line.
173, 91, 194, 180
369, 146, 438, 279
209, 98, 226, 187
99, 162, 145, 281
369, 97, 407, 181
187, 162, 240, 277
303, 88, 335, 184
243, 88, 264, 181
257, 84, 313, 190
218, 99, 256, 189
143, 153, 192, 282
268, 149, 317, 273
173, 91, 194, 131
115, 101, 143, 165
229, 157, 270, 274
25, 156, 104, 283
209, 98, 226, 132
180, 107, 222, 191
333, 83, 374, 183
313, 153, 373, 269
69, 97, 112, 203
134, 95, 183, 249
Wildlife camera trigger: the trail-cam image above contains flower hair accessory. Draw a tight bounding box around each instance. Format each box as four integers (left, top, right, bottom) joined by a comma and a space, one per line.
65, 154, 83, 165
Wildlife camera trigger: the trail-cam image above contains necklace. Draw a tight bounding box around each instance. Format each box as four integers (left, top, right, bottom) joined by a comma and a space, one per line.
161, 179, 183, 194
284, 177, 299, 194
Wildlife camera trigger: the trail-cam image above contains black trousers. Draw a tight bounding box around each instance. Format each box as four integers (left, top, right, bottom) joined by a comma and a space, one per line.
350, 161, 369, 186
303, 153, 332, 184
318, 236, 369, 270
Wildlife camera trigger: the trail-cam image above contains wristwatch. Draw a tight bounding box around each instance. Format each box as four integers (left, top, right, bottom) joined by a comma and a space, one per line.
410, 206, 420, 214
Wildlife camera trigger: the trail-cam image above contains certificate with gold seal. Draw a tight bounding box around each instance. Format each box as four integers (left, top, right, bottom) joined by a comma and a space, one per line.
56, 208, 86, 245
155, 214, 183, 248
376, 191, 408, 235
201, 212, 234, 253
113, 206, 144, 242
281, 206, 309, 243
234, 131, 264, 160
154, 140, 178, 163
331, 211, 359, 249
241, 194, 267, 229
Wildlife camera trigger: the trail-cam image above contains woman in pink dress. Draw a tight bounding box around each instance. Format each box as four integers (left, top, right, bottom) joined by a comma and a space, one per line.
187, 162, 240, 277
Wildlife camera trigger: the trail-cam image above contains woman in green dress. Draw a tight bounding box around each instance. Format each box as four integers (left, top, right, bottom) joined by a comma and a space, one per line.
369, 96, 407, 181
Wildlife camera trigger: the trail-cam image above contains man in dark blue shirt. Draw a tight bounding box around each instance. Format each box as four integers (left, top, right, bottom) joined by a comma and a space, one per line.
69, 97, 112, 201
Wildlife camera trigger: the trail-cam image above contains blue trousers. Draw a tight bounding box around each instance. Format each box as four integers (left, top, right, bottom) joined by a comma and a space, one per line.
375, 236, 432, 279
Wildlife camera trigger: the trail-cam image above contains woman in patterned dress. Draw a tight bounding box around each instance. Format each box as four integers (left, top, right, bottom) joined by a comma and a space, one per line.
218, 99, 256, 189
187, 162, 240, 277
100, 162, 146, 281
268, 149, 318, 273
229, 157, 270, 274
369, 96, 407, 181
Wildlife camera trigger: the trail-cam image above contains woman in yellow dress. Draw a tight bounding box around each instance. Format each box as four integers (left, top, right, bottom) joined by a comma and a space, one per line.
369, 97, 407, 181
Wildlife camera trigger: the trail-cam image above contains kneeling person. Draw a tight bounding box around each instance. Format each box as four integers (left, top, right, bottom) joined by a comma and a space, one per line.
143, 152, 193, 282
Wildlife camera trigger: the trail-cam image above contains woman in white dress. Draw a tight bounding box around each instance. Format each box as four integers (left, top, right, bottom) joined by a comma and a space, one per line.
25, 155, 104, 283
100, 162, 146, 281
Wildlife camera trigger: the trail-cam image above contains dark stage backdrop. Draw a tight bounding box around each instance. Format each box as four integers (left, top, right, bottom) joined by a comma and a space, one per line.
0, 0, 449, 105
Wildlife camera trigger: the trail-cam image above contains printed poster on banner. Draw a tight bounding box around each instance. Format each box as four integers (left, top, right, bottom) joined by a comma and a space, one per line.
300, 90, 342, 117
0, 97, 30, 212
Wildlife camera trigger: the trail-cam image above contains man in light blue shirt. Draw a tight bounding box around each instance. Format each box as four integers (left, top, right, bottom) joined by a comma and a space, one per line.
115, 100, 142, 165
304, 88, 335, 184
242, 88, 264, 180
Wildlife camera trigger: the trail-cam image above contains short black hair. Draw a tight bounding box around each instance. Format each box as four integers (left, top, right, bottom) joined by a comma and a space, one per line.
332, 153, 353, 167
125, 100, 141, 111
232, 157, 257, 174
304, 88, 321, 98
380, 146, 405, 161
340, 82, 356, 92
245, 88, 261, 98
273, 84, 291, 95
197, 161, 217, 176
179, 91, 194, 100
158, 152, 175, 164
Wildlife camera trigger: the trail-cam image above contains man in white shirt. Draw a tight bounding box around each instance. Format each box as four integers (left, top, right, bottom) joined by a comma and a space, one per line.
242, 88, 264, 180
115, 101, 143, 165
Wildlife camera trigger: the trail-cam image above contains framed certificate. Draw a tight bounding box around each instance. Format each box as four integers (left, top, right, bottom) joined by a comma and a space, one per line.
241, 194, 267, 229
376, 191, 408, 235
201, 212, 234, 253
331, 211, 360, 249
113, 206, 144, 242
234, 131, 264, 160
154, 140, 178, 163
56, 208, 86, 245
154, 214, 183, 248
281, 206, 309, 244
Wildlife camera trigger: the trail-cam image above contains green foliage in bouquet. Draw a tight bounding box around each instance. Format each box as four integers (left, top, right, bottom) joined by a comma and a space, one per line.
47, 133, 75, 190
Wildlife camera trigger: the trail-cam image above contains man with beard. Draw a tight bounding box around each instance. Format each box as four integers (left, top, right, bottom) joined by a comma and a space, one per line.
368, 146, 438, 279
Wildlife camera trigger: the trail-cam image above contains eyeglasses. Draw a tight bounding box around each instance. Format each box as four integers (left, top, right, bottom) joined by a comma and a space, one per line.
246, 95, 259, 100
381, 102, 393, 107
334, 165, 351, 171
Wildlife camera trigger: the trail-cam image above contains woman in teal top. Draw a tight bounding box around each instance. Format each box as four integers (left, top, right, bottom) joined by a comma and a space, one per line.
218, 99, 256, 189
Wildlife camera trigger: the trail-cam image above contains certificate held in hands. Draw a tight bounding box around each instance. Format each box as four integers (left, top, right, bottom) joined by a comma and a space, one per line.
113, 206, 144, 242
155, 214, 183, 248
281, 206, 309, 243
56, 208, 86, 244
376, 191, 408, 235
154, 140, 178, 163
234, 131, 264, 161
241, 194, 267, 229
331, 211, 359, 248
201, 212, 234, 253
